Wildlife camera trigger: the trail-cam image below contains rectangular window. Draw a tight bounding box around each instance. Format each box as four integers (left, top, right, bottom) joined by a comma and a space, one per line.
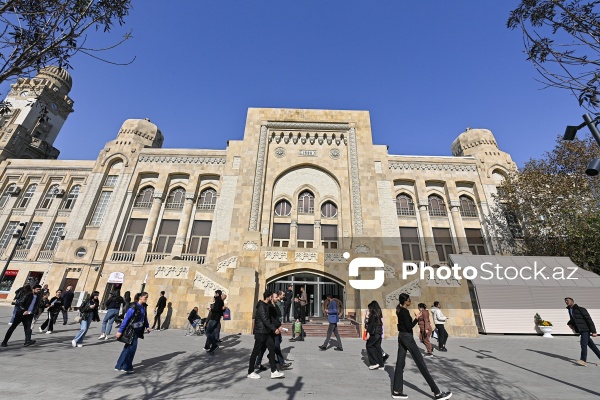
154, 219, 179, 253
0, 221, 19, 250
321, 224, 338, 249
104, 175, 119, 187
21, 222, 42, 250
433, 228, 454, 263
400, 227, 422, 261
90, 191, 112, 226
297, 224, 314, 248
465, 228, 487, 255
120, 219, 147, 252
44, 223, 66, 251
272, 223, 290, 247
188, 220, 212, 254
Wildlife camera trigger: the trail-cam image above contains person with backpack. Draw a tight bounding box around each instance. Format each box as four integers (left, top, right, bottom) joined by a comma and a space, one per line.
115, 292, 150, 373
366, 300, 385, 370
99, 289, 124, 340
72, 291, 100, 348
40, 289, 63, 334
318, 294, 343, 351
2, 284, 41, 347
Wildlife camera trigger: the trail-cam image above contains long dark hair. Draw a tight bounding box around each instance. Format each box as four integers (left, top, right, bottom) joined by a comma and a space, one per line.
396, 292, 411, 315
124, 291, 131, 303
368, 301, 383, 325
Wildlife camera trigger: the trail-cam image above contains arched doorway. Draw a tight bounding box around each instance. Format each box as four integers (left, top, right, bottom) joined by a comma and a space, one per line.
267, 272, 345, 318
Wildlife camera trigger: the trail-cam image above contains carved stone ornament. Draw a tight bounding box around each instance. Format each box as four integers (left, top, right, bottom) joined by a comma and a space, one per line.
155, 266, 189, 279
386, 279, 422, 308
193, 272, 227, 296
242, 241, 258, 251
389, 162, 476, 172
426, 277, 462, 287
384, 264, 395, 279
138, 156, 226, 165
216, 256, 238, 272
249, 126, 268, 231
294, 252, 318, 262
324, 253, 345, 263
329, 148, 341, 159
354, 244, 370, 254
265, 251, 288, 261
348, 128, 364, 234
274, 147, 286, 158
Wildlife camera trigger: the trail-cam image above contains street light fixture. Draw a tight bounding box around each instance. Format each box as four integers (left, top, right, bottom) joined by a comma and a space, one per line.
563, 114, 600, 176
0, 222, 27, 289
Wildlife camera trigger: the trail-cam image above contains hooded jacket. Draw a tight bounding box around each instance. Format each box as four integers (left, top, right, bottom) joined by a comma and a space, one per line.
567, 304, 596, 334
253, 300, 278, 335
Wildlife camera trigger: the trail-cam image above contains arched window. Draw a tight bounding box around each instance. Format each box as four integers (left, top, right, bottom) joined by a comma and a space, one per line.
428, 194, 446, 217
134, 186, 154, 208
274, 200, 292, 217
298, 191, 314, 214
0, 184, 16, 208
15, 184, 37, 209
320, 201, 338, 218
39, 184, 59, 209
396, 194, 415, 216
165, 187, 185, 209
61, 185, 81, 210
459, 195, 478, 217
198, 188, 217, 210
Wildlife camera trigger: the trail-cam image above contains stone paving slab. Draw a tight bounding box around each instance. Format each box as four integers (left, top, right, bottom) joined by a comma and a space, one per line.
0, 306, 598, 400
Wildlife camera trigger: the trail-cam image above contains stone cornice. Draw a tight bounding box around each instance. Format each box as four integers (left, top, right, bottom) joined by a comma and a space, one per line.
138, 156, 226, 164
265, 122, 350, 130
389, 162, 477, 172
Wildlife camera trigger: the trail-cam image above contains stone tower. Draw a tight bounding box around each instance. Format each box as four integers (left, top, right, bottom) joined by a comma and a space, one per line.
0, 66, 75, 160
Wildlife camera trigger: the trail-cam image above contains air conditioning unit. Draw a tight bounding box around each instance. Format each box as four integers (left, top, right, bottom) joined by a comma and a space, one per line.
7, 186, 21, 196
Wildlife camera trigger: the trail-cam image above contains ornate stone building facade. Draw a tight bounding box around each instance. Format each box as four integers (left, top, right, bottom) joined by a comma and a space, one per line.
0, 97, 516, 336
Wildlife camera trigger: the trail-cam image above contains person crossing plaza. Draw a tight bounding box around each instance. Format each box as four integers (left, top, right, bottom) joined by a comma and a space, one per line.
565, 297, 600, 366
39, 289, 63, 334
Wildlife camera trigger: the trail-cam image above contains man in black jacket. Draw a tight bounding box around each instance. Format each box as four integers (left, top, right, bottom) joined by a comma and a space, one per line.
2, 284, 42, 347
284, 285, 293, 323
205, 290, 225, 353
247, 291, 284, 380
565, 297, 600, 366
152, 291, 167, 330
61, 286, 74, 325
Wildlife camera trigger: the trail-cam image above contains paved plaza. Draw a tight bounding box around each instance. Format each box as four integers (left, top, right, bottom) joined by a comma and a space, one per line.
0, 306, 598, 400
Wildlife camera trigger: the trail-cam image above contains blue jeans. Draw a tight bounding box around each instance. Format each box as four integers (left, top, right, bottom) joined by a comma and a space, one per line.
205, 320, 219, 349
74, 314, 93, 344
115, 334, 138, 371
102, 309, 119, 335
10, 305, 18, 323
580, 331, 600, 362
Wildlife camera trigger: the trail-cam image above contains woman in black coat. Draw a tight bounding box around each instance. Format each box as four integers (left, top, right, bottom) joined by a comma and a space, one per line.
40, 289, 63, 333
366, 300, 384, 370
72, 291, 100, 348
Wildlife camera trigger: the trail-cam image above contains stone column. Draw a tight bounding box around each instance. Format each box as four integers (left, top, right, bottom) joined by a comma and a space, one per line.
314, 221, 321, 248
135, 191, 163, 263
172, 193, 195, 256
417, 201, 440, 265
449, 200, 471, 254
290, 220, 297, 248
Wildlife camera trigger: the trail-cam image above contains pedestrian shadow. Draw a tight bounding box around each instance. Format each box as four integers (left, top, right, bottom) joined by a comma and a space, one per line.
383, 364, 431, 398
134, 351, 186, 369
360, 349, 370, 367
267, 376, 304, 400
525, 349, 580, 364
217, 334, 242, 349
162, 303, 173, 329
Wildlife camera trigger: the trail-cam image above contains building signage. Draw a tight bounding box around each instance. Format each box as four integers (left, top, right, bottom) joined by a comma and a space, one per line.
4, 270, 18, 276
107, 271, 124, 284
299, 150, 317, 157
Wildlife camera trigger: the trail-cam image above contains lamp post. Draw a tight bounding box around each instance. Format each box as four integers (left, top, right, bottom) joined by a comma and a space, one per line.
0, 222, 27, 289
140, 273, 148, 294
563, 113, 600, 176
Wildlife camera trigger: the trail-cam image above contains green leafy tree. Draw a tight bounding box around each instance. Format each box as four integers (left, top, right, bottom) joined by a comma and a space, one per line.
487, 136, 600, 273
508, 0, 600, 114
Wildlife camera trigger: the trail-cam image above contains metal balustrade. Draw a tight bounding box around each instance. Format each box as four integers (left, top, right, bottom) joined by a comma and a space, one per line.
110, 251, 136, 262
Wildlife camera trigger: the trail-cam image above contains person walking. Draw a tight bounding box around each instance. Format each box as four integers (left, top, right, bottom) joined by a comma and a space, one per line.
115, 292, 150, 373
9, 284, 29, 326
284, 285, 293, 323
299, 287, 307, 323
205, 290, 225, 354
277, 291, 285, 323
61, 286, 74, 325
152, 291, 167, 330
2, 284, 41, 347
254, 291, 291, 371
565, 297, 600, 366
41, 284, 50, 297
366, 300, 385, 370
33, 291, 51, 329
392, 293, 452, 400
72, 291, 100, 348
431, 301, 449, 352
247, 291, 284, 379
319, 294, 343, 351
40, 289, 63, 334
417, 303, 434, 358
116, 291, 132, 328
99, 289, 124, 340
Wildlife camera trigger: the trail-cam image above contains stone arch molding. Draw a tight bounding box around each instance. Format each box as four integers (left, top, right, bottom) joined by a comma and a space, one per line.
273, 167, 340, 202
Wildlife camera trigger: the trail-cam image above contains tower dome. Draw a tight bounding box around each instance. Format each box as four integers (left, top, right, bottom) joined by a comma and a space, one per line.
36, 66, 73, 92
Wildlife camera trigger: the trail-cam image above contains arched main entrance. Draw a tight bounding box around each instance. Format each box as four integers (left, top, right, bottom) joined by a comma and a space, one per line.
267, 272, 345, 318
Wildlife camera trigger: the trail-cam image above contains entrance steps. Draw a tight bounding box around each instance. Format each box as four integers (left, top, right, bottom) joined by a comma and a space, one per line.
280, 318, 360, 338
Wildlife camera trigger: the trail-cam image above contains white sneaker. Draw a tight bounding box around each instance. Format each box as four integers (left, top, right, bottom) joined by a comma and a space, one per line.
270, 371, 285, 379
46, 331, 52, 334
98, 334, 105, 340
369, 365, 382, 370
247, 372, 261, 379
104, 335, 109, 341
71, 340, 77, 348
7, 323, 11, 326
38, 327, 44, 333
77, 344, 83, 348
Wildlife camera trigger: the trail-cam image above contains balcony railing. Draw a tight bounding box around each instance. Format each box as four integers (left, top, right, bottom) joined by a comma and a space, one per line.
164, 203, 184, 210
429, 209, 447, 217
396, 207, 416, 216
181, 254, 206, 263
460, 209, 478, 218
111, 251, 136, 262
37, 249, 56, 261
197, 203, 216, 211
13, 249, 29, 260
145, 253, 168, 262
133, 202, 152, 209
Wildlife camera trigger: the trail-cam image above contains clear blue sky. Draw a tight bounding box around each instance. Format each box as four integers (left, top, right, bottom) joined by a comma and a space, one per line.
3, 1, 590, 167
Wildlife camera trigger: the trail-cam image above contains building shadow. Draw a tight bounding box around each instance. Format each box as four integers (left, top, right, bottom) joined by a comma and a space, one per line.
267, 376, 304, 400
133, 351, 186, 369
161, 303, 173, 330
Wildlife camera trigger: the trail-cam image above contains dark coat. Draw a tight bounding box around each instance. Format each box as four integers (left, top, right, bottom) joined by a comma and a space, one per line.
61, 290, 74, 309
567, 304, 597, 334
253, 301, 278, 335
284, 289, 294, 305
81, 298, 100, 322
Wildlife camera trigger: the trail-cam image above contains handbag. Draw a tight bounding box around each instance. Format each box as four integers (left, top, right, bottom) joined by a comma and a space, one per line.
223, 308, 231, 320
74, 313, 83, 323
432, 328, 439, 340
118, 323, 135, 345
362, 328, 368, 341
